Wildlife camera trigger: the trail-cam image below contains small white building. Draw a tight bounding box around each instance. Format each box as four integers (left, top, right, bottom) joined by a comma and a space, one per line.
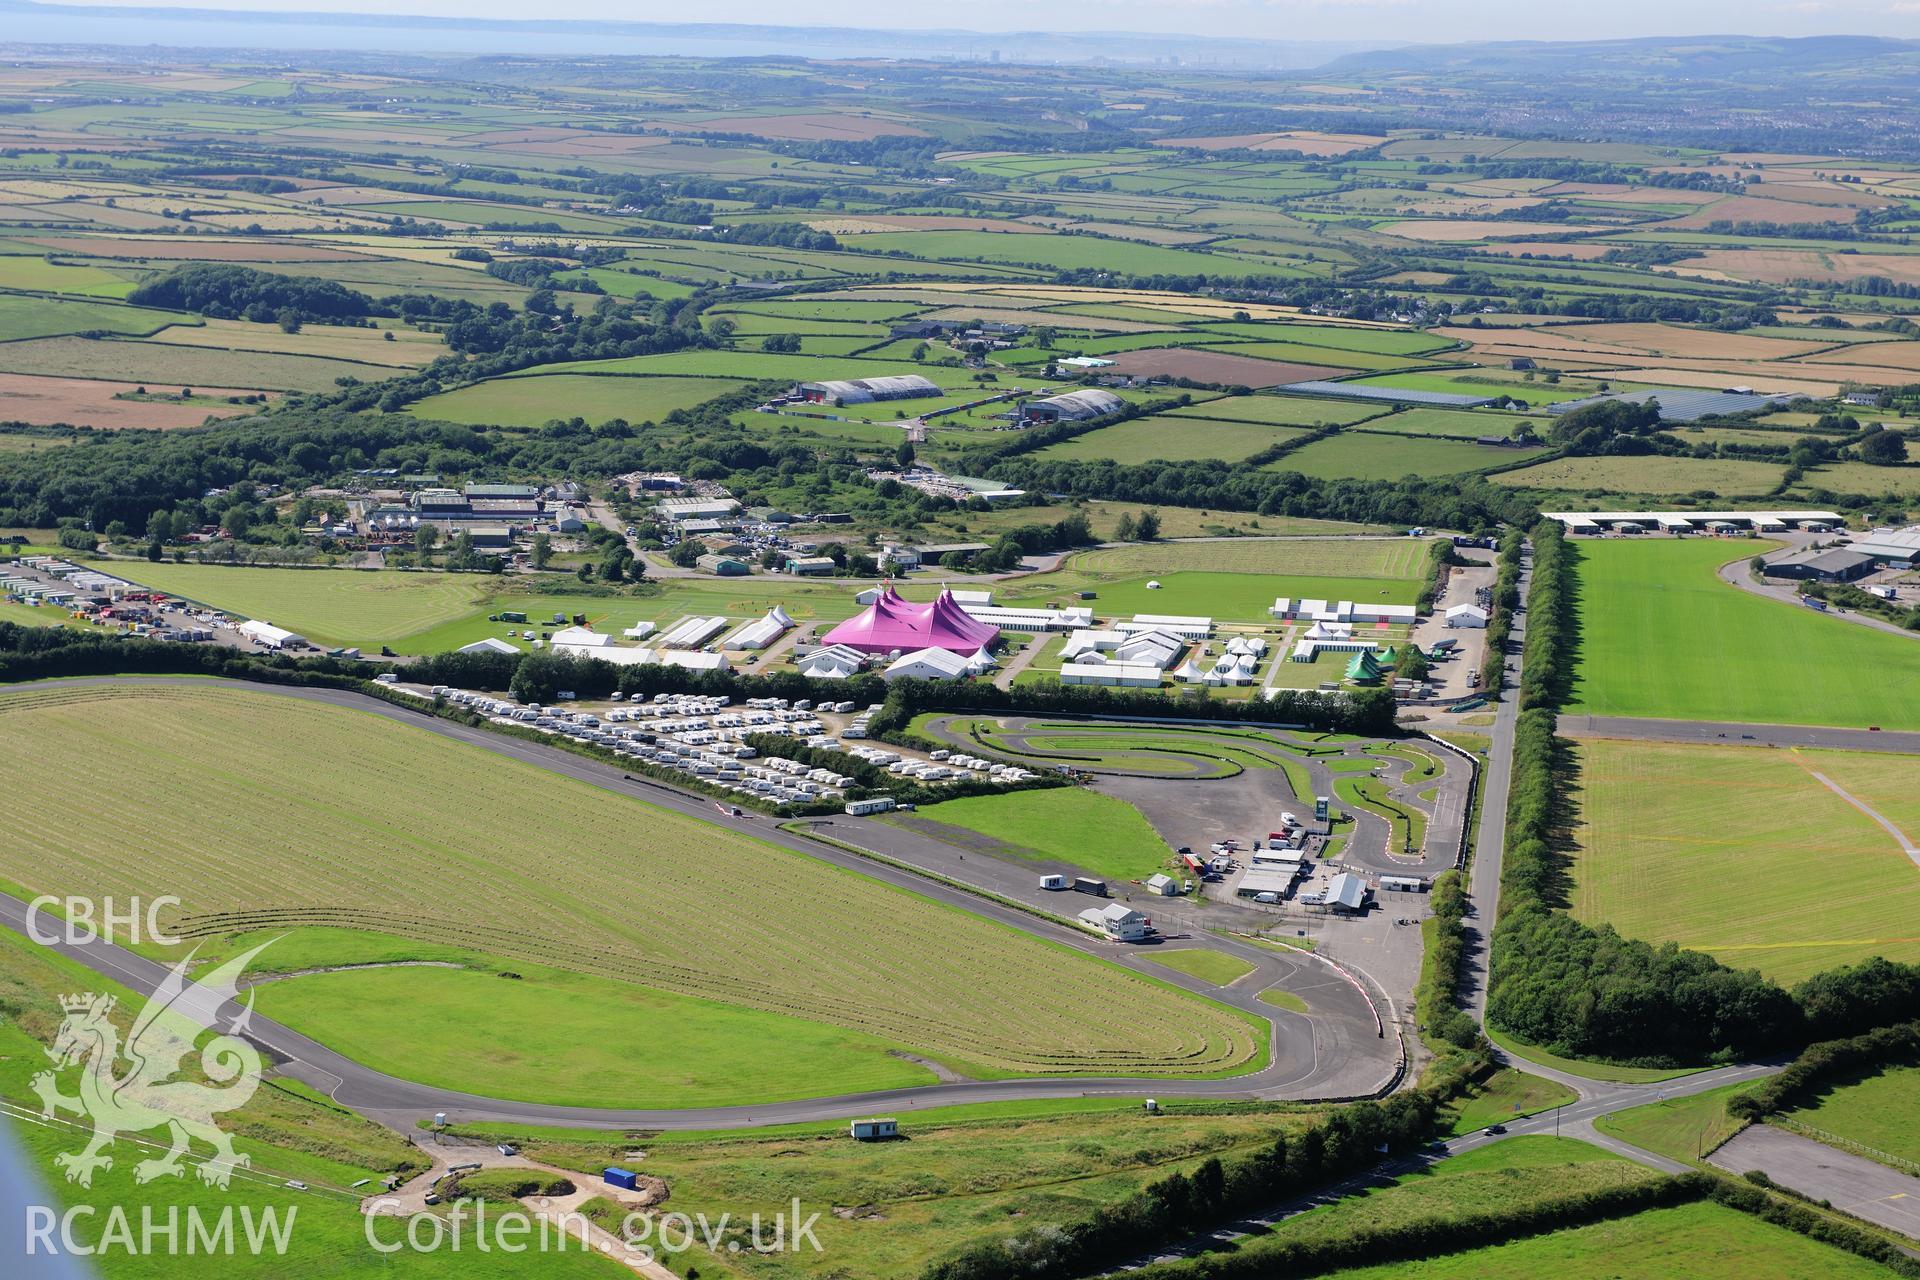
1445, 603, 1489, 629
1078, 902, 1151, 941
1145, 873, 1179, 897
1325, 872, 1369, 914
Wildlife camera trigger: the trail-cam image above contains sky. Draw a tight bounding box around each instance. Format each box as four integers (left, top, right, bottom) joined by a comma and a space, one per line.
31, 0, 1920, 43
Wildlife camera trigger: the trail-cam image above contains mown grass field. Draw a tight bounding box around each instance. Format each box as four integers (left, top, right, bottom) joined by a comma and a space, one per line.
1492, 453, 1789, 496
1299, 1199, 1894, 1280
1784, 1063, 1920, 1166
1065, 537, 1428, 581
406, 373, 746, 427
0, 683, 1264, 1095
255, 954, 935, 1107
1269, 430, 1550, 480
1567, 738, 1920, 982
1036, 414, 1307, 463
1565, 540, 1920, 730
1142, 949, 1257, 986
891, 786, 1177, 882
100, 562, 494, 648
1163, 394, 1390, 426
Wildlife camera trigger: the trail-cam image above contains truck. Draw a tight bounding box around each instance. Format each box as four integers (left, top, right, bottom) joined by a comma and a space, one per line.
1802, 596, 1829, 612
1039, 874, 1068, 891
1073, 877, 1108, 897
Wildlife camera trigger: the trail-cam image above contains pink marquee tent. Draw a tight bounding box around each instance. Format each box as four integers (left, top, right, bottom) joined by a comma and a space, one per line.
822, 587, 999, 655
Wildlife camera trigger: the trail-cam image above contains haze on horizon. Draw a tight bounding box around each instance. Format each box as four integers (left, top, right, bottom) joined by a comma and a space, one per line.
27, 0, 1920, 44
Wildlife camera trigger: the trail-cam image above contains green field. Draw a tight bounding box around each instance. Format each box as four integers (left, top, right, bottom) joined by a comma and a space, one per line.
0, 927, 608, 1278
1567, 738, 1920, 982
1142, 948, 1257, 986
1443, 1068, 1578, 1136
893, 786, 1177, 882
1357, 407, 1546, 439
1163, 394, 1390, 427
1492, 454, 1789, 496
1565, 540, 1920, 730
1285, 1200, 1895, 1280
0, 683, 1264, 1095
407, 373, 745, 427
1782, 1063, 1920, 1167
1222, 1137, 1663, 1261
254, 956, 933, 1107
1067, 537, 1428, 581
0, 293, 181, 341
1037, 414, 1307, 463
1594, 1081, 1755, 1165
0, 334, 393, 391
841, 230, 1281, 278
101, 562, 493, 648
1270, 430, 1550, 480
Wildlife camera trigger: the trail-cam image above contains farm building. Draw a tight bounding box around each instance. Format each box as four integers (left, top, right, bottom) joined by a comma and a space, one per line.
238, 620, 305, 650
796, 374, 941, 405
1763, 549, 1878, 583
1445, 604, 1488, 628
1021, 388, 1126, 424
695, 554, 751, 576
1853, 526, 1920, 564
1078, 902, 1152, 942
786, 556, 837, 576
823, 587, 1000, 655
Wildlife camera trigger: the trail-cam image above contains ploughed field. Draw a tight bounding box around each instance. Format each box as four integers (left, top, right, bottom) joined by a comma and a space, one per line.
0, 683, 1264, 1100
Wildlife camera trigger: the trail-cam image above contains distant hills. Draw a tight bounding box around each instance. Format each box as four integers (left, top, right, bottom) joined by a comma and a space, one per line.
1321, 35, 1920, 77
0, 1, 1378, 68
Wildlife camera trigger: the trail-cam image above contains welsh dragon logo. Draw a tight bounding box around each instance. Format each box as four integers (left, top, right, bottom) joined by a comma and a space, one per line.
31, 941, 273, 1190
